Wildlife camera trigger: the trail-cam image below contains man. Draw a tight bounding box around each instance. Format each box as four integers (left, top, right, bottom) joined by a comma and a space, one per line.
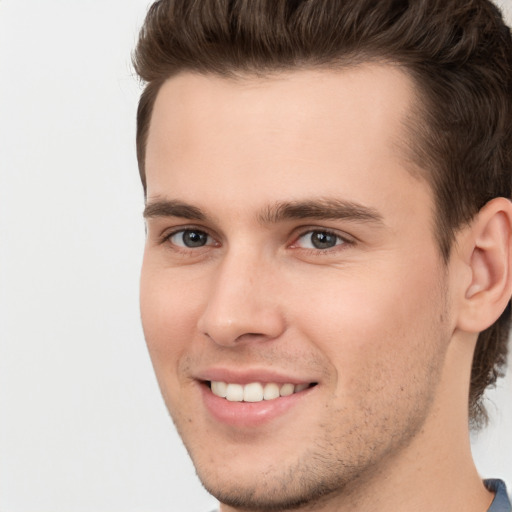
134, 1, 512, 511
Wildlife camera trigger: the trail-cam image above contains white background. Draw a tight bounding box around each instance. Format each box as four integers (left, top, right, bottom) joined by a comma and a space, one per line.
0, 1, 511, 511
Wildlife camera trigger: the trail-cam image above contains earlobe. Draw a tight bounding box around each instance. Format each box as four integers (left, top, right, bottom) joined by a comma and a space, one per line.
457, 197, 512, 333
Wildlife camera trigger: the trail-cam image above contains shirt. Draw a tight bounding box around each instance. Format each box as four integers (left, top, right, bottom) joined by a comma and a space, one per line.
486, 479, 511, 512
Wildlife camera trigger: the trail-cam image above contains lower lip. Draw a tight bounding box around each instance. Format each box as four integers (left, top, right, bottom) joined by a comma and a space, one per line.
200, 383, 314, 427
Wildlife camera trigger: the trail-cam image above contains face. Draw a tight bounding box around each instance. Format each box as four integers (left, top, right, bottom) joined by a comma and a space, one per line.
140, 66, 455, 511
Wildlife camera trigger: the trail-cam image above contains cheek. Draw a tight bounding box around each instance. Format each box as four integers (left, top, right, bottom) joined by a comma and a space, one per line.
291, 258, 448, 390
139, 263, 203, 375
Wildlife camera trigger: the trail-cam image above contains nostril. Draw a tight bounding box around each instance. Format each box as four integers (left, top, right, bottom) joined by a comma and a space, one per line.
234, 332, 266, 343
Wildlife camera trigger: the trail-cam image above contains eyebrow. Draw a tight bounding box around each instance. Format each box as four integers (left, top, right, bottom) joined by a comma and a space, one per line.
143, 197, 384, 225
258, 198, 384, 225
143, 199, 206, 220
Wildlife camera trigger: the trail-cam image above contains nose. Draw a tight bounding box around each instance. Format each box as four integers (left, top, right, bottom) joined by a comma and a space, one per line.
197, 250, 286, 347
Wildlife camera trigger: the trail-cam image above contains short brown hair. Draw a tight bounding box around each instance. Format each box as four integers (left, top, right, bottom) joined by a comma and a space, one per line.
133, 0, 512, 428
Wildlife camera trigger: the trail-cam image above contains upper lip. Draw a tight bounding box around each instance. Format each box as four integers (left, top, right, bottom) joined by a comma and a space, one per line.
195, 367, 317, 385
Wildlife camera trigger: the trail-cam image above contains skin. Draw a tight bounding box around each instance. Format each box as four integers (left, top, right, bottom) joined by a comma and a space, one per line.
140, 65, 509, 512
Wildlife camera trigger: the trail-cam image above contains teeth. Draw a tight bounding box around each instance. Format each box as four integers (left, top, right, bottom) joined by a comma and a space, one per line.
280, 383, 294, 396
226, 383, 244, 402
211, 381, 227, 398
210, 381, 311, 402
263, 383, 280, 400
243, 382, 263, 402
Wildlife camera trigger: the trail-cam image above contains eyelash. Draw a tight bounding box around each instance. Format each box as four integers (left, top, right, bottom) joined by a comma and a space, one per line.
161, 225, 353, 256
162, 227, 217, 251
290, 229, 352, 253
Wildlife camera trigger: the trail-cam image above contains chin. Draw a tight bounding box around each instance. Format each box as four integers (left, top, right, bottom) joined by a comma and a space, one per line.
199, 472, 340, 512
191, 448, 358, 512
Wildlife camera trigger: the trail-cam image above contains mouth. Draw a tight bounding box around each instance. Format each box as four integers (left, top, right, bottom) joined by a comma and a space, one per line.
198, 374, 319, 427
207, 380, 317, 402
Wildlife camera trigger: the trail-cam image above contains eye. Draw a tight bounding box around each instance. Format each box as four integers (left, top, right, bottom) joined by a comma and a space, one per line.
294, 230, 345, 250
168, 229, 214, 248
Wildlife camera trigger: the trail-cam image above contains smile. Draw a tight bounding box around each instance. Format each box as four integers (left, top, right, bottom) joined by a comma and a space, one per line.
209, 381, 314, 402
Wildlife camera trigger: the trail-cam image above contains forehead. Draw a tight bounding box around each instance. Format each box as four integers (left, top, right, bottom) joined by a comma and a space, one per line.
145, 65, 429, 218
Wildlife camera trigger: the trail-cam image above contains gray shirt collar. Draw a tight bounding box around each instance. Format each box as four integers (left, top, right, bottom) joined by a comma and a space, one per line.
485, 480, 511, 512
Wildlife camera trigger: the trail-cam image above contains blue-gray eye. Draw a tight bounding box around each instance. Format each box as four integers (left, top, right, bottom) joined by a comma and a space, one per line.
170, 229, 211, 248
297, 230, 343, 249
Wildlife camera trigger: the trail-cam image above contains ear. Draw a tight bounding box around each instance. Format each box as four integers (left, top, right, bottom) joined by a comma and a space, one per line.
456, 197, 512, 333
